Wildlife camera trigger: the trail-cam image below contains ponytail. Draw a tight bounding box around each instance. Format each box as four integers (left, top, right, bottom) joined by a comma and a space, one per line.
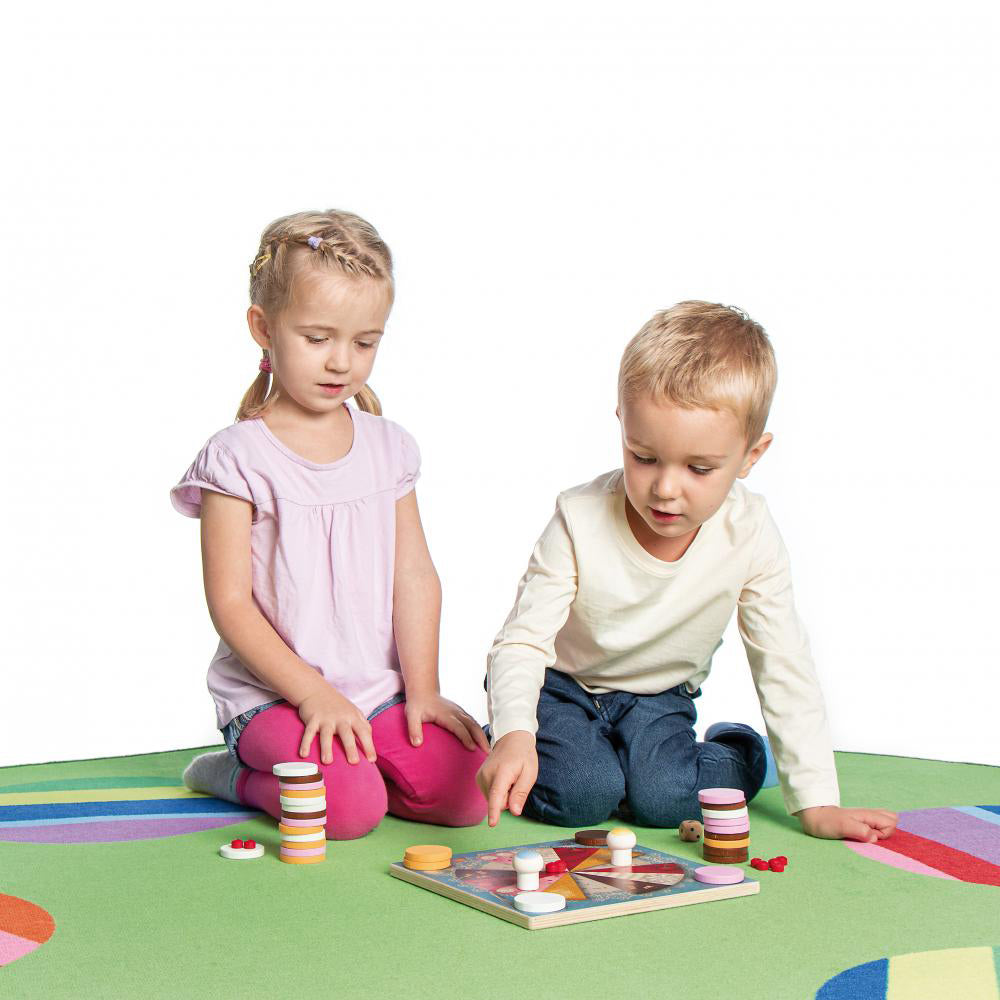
353, 384, 382, 416
237, 362, 275, 421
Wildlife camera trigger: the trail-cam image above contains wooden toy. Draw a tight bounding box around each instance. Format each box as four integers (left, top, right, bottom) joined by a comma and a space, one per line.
679, 820, 703, 842
389, 838, 759, 929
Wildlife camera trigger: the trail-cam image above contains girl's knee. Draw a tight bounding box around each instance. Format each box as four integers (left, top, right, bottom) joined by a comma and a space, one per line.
324, 803, 386, 841
317, 760, 388, 840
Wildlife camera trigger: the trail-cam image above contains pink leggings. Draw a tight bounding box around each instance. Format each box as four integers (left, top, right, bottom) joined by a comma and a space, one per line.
235, 701, 488, 840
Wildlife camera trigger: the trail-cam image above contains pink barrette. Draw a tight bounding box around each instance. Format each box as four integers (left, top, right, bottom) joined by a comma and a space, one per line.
259, 354, 272, 374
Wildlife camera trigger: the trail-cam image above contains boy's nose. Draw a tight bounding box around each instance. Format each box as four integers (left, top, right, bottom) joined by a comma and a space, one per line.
654, 473, 679, 500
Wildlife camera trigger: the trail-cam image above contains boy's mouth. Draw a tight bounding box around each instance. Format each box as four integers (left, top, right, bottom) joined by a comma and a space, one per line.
649, 507, 681, 522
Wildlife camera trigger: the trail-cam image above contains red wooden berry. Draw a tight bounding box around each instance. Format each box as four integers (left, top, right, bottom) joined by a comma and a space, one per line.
545, 861, 568, 874
768, 859, 785, 872
231, 839, 244, 849
775, 855, 788, 864
244, 839, 256, 850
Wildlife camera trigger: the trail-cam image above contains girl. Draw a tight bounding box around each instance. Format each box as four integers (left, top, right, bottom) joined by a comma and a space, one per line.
173, 209, 488, 839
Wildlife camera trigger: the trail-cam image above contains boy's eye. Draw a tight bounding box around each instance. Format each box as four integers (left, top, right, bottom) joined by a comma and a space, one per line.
357, 341, 375, 350
630, 452, 656, 465
690, 467, 713, 476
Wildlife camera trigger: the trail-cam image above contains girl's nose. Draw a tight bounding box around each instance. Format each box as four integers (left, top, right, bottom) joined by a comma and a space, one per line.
326, 347, 351, 373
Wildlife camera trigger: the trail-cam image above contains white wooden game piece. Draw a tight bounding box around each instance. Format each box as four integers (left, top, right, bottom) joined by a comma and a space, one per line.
513, 891, 566, 915
606, 827, 637, 867
512, 849, 544, 890
219, 842, 265, 860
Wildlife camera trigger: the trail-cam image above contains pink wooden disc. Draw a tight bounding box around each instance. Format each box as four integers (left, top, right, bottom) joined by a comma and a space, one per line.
694, 865, 745, 885
698, 788, 746, 806
280, 814, 327, 827
704, 823, 750, 835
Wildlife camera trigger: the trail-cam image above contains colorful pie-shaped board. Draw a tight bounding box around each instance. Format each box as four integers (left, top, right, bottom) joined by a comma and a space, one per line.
0, 893, 55, 967
0, 776, 260, 844
390, 839, 758, 929
815, 944, 1000, 998
844, 805, 1000, 887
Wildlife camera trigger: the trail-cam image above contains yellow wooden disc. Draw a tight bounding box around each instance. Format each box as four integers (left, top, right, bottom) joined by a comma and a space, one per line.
278, 824, 325, 836
402, 858, 451, 871
403, 844, 452, 863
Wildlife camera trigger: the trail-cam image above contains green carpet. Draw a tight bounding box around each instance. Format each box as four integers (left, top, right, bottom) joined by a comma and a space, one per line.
1, 749, 998, 1000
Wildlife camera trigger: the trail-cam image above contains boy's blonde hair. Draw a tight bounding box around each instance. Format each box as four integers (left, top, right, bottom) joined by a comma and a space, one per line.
238, 209, 394, 421
618, 301, 777, 452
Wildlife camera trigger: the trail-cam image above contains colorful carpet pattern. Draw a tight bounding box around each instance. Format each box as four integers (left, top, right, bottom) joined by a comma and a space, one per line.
0, 776, 259, 844
845, 805, 1000, 887
816, 945, 1000, 999
0, 893, 55, 967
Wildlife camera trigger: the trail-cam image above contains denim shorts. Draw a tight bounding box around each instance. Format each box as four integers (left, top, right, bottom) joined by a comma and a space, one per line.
221, 692, 406, 764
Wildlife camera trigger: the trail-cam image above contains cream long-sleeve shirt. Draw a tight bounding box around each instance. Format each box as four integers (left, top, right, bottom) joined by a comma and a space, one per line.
486, 469, 840, 815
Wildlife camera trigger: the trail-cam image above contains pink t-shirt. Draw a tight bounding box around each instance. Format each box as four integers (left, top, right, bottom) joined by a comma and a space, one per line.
170, 408, 420, 728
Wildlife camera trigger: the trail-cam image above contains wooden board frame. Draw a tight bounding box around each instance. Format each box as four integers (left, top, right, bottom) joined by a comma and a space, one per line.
389, 839, 759, 930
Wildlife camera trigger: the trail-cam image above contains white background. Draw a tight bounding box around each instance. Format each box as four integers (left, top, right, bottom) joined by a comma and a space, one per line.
2, 2, 997, 770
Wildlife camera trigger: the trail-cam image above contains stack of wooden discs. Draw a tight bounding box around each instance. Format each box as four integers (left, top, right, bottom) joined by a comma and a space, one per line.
699, 787, 749, 864
402, 845, 452, 871
274, 762, 327, 865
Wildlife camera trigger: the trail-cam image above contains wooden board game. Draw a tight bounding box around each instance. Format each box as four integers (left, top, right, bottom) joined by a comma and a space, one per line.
389, 838, 759, 929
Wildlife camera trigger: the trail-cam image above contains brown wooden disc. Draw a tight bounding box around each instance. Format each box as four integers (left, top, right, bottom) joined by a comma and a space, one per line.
574, 829, 610, 846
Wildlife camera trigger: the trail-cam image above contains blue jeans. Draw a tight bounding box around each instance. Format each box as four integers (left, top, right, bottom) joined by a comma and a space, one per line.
524, 668, 768, 828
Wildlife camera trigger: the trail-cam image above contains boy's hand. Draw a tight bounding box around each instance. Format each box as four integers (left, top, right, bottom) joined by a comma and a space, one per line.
476, 731, 538, 827
404, 693, 490, 752
297, 686, 377, 766
796, 804, 898, 843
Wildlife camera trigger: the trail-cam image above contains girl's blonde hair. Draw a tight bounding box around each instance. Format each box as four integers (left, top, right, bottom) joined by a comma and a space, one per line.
618, 301, 777, 451
238, 209, 394, 421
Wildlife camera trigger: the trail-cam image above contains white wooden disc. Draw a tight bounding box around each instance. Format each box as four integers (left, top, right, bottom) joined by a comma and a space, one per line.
513, 891, 566, 914
279, 795, 327, 809
280, 830, 326, 843
219, 843, 265, 860
272, 762, 319, 777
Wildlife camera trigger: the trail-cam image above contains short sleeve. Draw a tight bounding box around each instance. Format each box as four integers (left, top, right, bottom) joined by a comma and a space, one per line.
394, 427, 422, 500
170, 440, 254, 518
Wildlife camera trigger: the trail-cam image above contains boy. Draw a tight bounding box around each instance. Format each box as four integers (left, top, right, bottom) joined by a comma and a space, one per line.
478, 302, 896, 844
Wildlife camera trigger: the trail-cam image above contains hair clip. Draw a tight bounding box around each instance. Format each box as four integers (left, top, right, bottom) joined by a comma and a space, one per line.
307, 236, 322, 250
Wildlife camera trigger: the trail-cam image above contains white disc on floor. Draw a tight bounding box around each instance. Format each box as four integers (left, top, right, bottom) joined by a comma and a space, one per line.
513, 891, 566, 915
219, 843, 265, 860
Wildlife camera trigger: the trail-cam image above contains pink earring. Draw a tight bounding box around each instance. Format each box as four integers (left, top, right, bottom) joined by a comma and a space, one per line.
259, 354, 272, 374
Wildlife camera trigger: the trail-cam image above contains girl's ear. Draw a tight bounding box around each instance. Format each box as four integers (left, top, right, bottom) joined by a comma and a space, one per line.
247, 305, 272, 351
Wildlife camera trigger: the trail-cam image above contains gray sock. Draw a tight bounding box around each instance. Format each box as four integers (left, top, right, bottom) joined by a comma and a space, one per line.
183, 750, 244, 803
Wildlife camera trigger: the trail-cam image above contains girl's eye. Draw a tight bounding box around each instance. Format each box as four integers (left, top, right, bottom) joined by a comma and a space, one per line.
307, 337, 326, 345
630, 452, 656, 465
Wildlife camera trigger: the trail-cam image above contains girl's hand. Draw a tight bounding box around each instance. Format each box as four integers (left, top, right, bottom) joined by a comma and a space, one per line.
297, 686, 377, 766
476, 730, 538, 827
404, 693, 490, 752
796, 804, 898, 843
